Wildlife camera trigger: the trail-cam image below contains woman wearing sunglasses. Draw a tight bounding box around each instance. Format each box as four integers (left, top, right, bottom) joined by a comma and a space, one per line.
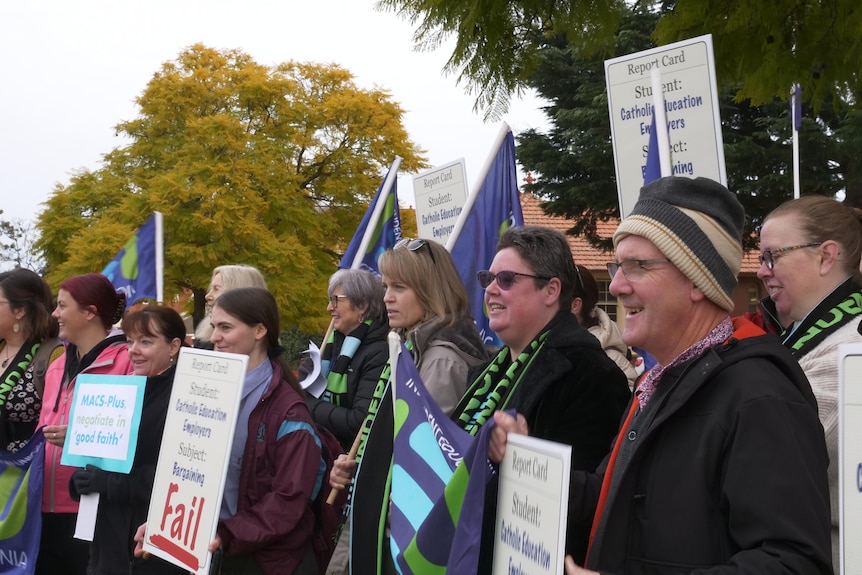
338, 237, 488, 575
378, 237, 488, 413
757, 195, 862, 569
451, 226, 630, 568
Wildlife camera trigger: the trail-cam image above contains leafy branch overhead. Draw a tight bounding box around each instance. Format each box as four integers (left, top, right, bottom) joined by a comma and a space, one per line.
377, 0, 862, 118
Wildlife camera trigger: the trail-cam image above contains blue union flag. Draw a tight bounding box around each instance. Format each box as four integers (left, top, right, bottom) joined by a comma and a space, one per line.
447, 128, 523, 346
0, 432, 46, 574
390, 344, 499, 574
339, 159, 402, 273
101, 212, 161, 307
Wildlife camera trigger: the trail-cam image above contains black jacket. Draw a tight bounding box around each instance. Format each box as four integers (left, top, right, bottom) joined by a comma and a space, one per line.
466, 312, 632, 569
71, 365, 186, 575
305, 320, 390, 450
581, 322, 832, 574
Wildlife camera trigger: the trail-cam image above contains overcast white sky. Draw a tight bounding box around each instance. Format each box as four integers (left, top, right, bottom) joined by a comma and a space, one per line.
0, 0, 549, 224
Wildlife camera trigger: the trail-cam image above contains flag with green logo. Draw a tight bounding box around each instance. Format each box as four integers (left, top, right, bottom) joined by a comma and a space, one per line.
0, 431, 45, 574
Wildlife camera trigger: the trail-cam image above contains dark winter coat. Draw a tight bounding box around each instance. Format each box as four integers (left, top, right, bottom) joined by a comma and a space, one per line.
581, 319, 832, 574
463, 312, 632, 569
305, 319, 389, 450
71, 365, 186, 575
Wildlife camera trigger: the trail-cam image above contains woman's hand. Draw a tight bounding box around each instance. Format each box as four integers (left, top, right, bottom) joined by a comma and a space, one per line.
489, 410, 529, 464
43, 424, 68, 447
329, 453, 357, 490
133, 523, 150, 559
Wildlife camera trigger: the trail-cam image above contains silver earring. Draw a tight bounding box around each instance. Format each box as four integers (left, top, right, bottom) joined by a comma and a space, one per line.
13, 322, 19, 334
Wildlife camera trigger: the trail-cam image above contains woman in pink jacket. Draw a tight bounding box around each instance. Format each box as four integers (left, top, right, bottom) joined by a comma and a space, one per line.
36, 273, 133, 575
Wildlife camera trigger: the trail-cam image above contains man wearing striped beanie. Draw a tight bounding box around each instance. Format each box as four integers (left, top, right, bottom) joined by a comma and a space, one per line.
492, 176, 833, 574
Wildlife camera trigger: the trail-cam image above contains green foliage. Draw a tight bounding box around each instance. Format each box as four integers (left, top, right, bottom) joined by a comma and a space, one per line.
376, 0, 625, 119
279, 326, 325, 370
379, 0, 862, 117
517, 8, 850, 250
36, 44, 427, 332
655, 0, 862, 110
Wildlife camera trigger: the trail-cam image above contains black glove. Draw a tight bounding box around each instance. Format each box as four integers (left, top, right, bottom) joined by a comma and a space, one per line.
70, 464, 109, 496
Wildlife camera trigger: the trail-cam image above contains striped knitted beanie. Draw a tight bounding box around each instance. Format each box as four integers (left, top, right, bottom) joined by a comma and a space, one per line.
613, 176, 745, 311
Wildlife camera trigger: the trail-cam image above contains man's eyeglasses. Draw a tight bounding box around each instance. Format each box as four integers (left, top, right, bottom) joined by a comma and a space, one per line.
329, 295, 349, 307
758, 242, 822, 270
607, 259, 670, 280
395, 237, 436, 265
477, 270, 551, 290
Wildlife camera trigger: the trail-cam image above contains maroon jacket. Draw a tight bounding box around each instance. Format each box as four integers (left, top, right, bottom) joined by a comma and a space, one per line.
218, 359, 322, 575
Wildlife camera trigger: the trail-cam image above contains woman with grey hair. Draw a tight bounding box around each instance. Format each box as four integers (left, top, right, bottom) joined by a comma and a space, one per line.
305, 269, 389, 449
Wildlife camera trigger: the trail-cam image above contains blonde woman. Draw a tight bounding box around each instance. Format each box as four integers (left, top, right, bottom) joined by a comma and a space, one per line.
193, 265, 266, 349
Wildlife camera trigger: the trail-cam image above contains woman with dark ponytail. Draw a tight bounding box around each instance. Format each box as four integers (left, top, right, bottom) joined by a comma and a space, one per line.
37, 273, 133, 575
207, 287, 325, 575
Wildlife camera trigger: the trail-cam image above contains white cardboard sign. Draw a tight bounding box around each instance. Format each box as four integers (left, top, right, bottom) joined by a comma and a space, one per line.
413, 159, 468, 245
492, 434, 572, 575
605, 34, 726, 218
142, 347, 247, 574
839, 344, 862, 575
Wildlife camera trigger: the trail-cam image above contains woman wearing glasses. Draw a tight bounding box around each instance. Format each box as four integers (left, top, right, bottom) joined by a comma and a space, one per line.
758, 195, 862, 569
305, 269, 389, 449
378, 237, 488, 413
452, 226, 630, 567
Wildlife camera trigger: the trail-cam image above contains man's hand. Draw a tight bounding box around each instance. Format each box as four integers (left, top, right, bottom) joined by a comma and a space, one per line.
489, 410, 529, 464
565, 555, 599, 574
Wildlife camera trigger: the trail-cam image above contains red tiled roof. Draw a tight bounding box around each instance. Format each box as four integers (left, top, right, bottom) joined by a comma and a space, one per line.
520, 192, 761, 275
520, 193, 614, 271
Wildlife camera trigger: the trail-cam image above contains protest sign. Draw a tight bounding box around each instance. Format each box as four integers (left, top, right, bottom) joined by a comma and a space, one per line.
61, 374, 147, 473
492, 433, 571, 575
839, 344, 862, 575
605, 34, 725, 218
413, 159, 468, 245
142, 347, 246, 574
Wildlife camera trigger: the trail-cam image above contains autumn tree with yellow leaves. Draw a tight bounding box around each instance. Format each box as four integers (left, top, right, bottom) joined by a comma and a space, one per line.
37, 44, 427, 331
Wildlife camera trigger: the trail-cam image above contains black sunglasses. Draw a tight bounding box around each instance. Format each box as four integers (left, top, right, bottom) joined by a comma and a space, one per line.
394, 238, 436, 265
477, 270, 551, 290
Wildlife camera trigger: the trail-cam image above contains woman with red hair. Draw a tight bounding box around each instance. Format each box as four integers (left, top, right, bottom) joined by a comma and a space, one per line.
36, 273, 133, 575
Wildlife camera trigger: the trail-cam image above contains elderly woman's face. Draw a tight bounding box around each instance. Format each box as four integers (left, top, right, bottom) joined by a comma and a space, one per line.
327, 286, 365, 334
205, 272, 224, 306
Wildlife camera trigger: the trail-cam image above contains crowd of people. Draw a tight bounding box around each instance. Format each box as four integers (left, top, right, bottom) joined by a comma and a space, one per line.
1, 174, 859, 575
